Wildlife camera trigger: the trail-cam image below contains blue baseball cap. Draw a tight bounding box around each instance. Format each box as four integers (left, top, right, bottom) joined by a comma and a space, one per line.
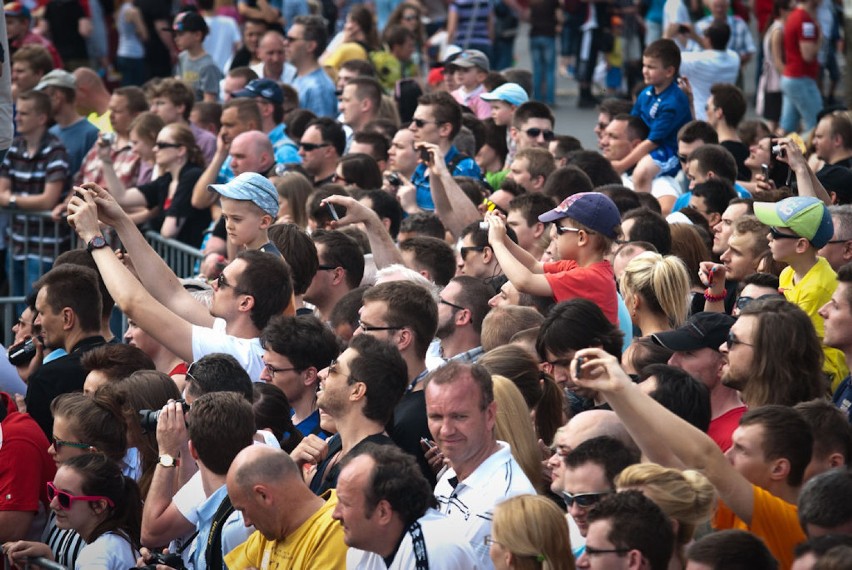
753, 196, 834, 248
209, 172, 279, 217
539, 192, 621, 240
233, 78, 284, 105
481, 83, 529, 107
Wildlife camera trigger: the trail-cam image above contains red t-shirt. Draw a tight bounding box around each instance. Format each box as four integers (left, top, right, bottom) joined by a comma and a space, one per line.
708, 405, 747, 452
783, 7, 820, 79
543, 259, 618, 324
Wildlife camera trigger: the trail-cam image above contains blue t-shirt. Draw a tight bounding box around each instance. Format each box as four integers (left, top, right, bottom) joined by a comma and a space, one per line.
833, 375, 852, 422
292, 68, 338, 118
49, 119, 99, 178
295, 408, 328, 440
631, 82, 692, 163
411, 146, 483, 210
671, 183, 752, 213
269, 123, 301, 164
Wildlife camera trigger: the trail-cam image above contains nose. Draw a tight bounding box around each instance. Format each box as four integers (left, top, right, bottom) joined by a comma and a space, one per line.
488, 294, 498, 307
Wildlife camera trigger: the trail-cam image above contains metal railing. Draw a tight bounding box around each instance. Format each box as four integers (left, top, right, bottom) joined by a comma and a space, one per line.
23, 557, 66, 570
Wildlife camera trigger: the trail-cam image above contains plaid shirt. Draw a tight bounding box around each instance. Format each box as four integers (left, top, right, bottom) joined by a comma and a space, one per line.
75, 140, 140, 189
695, 15, 756, 57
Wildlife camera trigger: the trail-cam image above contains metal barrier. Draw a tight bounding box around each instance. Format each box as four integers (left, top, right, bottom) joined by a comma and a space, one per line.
143, 230, 205, 279
23, 557, 66, 570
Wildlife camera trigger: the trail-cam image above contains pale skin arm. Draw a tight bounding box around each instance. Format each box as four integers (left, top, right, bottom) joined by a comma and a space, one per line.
770, 27, 784, 74
0, 179, 63, 210
323, 195, 403, 268
486, 212, 553, 297
98, 146, 148, 210
191, 133, 229, 209
572, 347, 758, 524
447, 9, 458, 44
699, 261, 727, 313
70, 183, 215, 330
419, 142, 481, 238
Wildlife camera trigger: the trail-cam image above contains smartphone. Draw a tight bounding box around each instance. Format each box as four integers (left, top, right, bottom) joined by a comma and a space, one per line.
678, 24, 690, 33
386, 172, 402, 187
575, 356, 585, 379
419, 147, 431, 164
326, 202, 340, 221
420, 437, 435, 449
761, 163, 769, 179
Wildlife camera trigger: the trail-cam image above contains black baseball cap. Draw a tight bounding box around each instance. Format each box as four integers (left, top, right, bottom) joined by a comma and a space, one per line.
651, 312, 736, 352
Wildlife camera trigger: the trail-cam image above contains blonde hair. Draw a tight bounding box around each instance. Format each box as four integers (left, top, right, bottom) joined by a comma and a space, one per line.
491, 494, 575, 570
615, 463, 716, 546
492, 375, 544, 493
619, 252, 690, 328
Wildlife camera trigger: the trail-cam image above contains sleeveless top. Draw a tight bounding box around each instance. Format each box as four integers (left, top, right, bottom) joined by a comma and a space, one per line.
117, 3, 145, 59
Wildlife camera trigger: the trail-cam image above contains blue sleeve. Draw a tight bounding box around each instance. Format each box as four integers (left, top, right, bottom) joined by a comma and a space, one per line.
453, 157, 482, 180
646, 103, 680, 145
274, 142, 301, 164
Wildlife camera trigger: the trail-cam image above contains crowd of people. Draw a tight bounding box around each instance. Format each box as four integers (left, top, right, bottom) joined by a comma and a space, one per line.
1, 0, 852, 569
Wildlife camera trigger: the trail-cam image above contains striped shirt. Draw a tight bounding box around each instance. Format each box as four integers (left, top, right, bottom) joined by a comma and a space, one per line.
450, 0, 491, 50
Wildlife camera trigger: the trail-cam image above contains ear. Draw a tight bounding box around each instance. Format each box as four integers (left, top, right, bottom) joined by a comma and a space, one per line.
842, 241, 852, 261
484, 399, 497, 432
532, 221, 546, 239
533, 175, 546, 191
374, 499, 395, 525
381, 217, 391, 233
769, 456, 790, 482
482, 245, 494, 264
238, 293, 256, 314
349, 379, 367, 403
795, 238, 810, 254
828, 452, 845, 469
510, 126, 519, 143
61, 307, 75, 331
455, 308, 471, 326
396, 327, 414, 352
302, 367, 318, 388
188, 439, 199, 462
438, 121, 453, 140
708, 212, 722, 227
253, 483, 273, 505
626, 548, 645, 569
330, 266, 346, 286
259, 213, 273, 230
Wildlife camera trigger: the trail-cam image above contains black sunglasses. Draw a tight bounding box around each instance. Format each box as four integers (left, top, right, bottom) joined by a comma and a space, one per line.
154, 141, 182, 149
300, 142, 330, 152
524, 128, 555, 141
735, 293, 783, 311
410, 118, 440, 128
769, 226, 801, 240
561, 490, 612, 508
459, 245, 486, 260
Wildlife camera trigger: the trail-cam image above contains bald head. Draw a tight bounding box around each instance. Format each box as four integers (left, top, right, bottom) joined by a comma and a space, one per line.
563, 410, 636, 452
73, 67, 107, 91
228, 445, 301, 492
229, 130, 275, 174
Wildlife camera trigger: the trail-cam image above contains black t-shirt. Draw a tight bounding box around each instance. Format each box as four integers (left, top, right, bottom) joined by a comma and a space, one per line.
389, 389, 436, 487
136, 0, 173, 78
721, 140, 751, 182
139, 164, 211, 248
44, 0, 87, 61
230, 47, 252, 71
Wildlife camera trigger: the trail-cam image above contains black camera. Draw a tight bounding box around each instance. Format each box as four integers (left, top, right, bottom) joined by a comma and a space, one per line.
135, 552, 186, 570
8, 337, 38, 366
386, 172, 402, 187
139, 399, 190, 433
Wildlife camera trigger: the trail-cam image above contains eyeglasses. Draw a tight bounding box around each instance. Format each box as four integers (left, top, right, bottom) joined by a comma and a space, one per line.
358, 319, 404, 332
216, 273, 246, 294
51, 435, 93, 453
410, 118, 439, 128
562, 490, 612, 508
524, 128, 555, 141
555, 225, 582, 236
459, 245, 486, 260
677, 153, 689, 163
327, 358, 356, 383
154, 141, 182, 149
439, 298, 466, 311
726, 330, 754, 350
584, 546, 631, 557
47, 481, 114, 510
481, 197, 508, 216
769, 227, 801, 240
483, 536, 502, 547
332, 173, 348, 184
264, 362, 301, 378
317, 264, 339, 271
735, 293, 783, 311
825, 238, 851, 244
285, 35, 303, 43
300, 142, 330, 152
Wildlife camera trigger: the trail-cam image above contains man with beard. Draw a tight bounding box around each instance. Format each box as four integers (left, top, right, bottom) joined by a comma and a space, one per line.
435, 276, 493, 362
289, 334, 408, 496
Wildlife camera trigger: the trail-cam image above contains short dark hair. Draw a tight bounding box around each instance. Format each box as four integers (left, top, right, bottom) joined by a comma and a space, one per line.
347, 77, 383, 110
425, 361, 494, 410
794, 535, 852, 559
740, 271, 780, 290
236, 250, 293, 330
384, 24, 415, 48
329, 285, 369, 336
348, 334, 408, 424
688, 144, 738, 184
512, 101, 554, 129
622, 207, 672, 255
34, 265, 102, 333
687, 530, 778, 570
798, 469, 852, 533
340, 58, 377, 77
710, 83, 747, 127
563, 436, 640, 485
152, 78, 195, 120
364, 189, 403, 239
587, 490, 675, 570
362, 281, 438, 358
508, 192, 556, 226
599, 98, 634, 118
12, 45, 52, 75
598, 184, 643, 215
81, 344, 155, 381
678, 120, 719, 144
640, 364, 711, 432
643, 38, 681, 71
306, 117, 346, 156
740, 405, 813, 487
184, 353, 254, 402
543, 166, 594, 202
352, 131, 390, 163
564, 150, 622, 187
261, 314, 340, 371
267, 223, 318, 296
341, 442, 435, 525
794, 399, 852, 467
17, 89, 52, 119
838, 262, 852, 306
448, 275, 495, 334
188, 392, 255, 475
551, 135, 583, 160
312, 229, 365, 289
224, 97, 263, 130
292, 15, 328, 57
614, 113, 650, 142
114, 86, 149, 115
416, 91, 463, 139
692, 179, 737, 215
537, 299, 624, 361
704, 21, 732, 51
399, 212, 446, 239
53, 248, 115, 318
398, 237, 456, 287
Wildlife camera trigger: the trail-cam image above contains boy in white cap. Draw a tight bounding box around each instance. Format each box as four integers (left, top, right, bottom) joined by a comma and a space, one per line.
447, 50, 492, 120
481, 82, 529, 167
209, 172, 281, 256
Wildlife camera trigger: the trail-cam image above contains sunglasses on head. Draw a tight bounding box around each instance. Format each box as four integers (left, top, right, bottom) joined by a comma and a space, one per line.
524, 128, 555, 141
47, 481, 114, 510
561, 490, 612, 508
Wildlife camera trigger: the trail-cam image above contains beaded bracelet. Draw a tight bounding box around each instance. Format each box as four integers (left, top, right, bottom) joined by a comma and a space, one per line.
704, 288, 726, 302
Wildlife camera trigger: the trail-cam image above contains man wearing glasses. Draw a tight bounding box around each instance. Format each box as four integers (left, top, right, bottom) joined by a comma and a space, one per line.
408, 91, 481, 211
561, 436, 639, 559
286, 15, 337, 118
298, 117, 345, 186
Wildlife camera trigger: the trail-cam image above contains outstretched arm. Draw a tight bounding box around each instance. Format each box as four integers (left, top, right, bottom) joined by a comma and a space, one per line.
421, 143, 482, 238
323, 195, 403, 269
572, 348, 757, 524
485, 212, 552, 297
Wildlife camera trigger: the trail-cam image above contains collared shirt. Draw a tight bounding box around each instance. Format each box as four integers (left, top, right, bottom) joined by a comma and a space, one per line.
433, 441, 536, 569
75, 139, 139, 189
189, 484, 254, 570
411, 145, 482, 210
292, 68, 338, 118
695, 14, 757, 57
268, 123, 302, 164
447, 345, 485, 363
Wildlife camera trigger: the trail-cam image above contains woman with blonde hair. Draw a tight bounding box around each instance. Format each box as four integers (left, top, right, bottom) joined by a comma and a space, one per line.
488, 494, 574, 570
619, 251, 691, 336
274, 171, 313, 228
492, 375, 545, 493
616, 463, 716, 569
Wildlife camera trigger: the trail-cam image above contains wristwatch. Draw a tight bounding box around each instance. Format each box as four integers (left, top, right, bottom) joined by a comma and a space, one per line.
8, 195, 16, 208
86, 235, 108, 253
158, 454, 180, 468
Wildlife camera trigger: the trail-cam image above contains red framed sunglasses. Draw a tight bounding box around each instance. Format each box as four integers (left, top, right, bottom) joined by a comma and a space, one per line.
46, 481, 114, 510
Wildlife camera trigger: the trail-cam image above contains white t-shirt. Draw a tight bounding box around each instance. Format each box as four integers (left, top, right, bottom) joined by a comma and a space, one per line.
191, 318, 265, 381
75, 532, 138, 570
346, 509, 478, 569
678, 49, 741, 121
203, 15, 242, 70
433, 442, 536, 570
621, 173, 682, 201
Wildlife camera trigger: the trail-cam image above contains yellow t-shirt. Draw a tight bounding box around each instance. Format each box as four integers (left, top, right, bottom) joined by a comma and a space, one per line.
224, 490, 347, 570
779, 257, 849, 390
87, 111, 113, 133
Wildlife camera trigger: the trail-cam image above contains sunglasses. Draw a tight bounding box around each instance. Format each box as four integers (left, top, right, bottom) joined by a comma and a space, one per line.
524, 128, 555, 141
300, 142, 330, 152
216, 273, 247, 295
357, 319, 404, 332
47, 481, 114, 510
769, 227, 801, 240
481, 197, 508, 216
555, 225, 582, 236
459, 245, 486, 260
51, 435, 94, 453
726, 330, 754, 350
561, 490, 612, 508
735, 293, 783, 311
154, 141, 182, 149
410, 118, 440, 128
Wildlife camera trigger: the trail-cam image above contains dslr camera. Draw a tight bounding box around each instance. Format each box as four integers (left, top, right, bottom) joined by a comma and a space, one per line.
135, 552, 186, 570
139, 399, 190, 433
